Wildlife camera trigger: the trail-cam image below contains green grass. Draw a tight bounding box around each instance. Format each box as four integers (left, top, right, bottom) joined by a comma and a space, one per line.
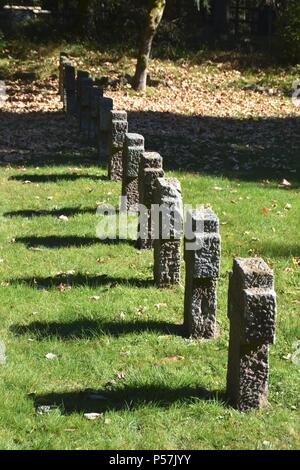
0, 157, 299, 450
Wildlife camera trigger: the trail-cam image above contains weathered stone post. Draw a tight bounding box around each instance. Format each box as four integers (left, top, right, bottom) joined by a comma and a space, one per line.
59, 52, 69, 101
121, 134, 145, 211
80, 77, 94, 142
76, 70, 89, 117
184, 208, 221, 339
136, 152, 164, 249
226, 257, 277, 411
153, 178, 183, 287
63, 62, 77, 116
108, 111, 128, 181
98, 97, 114, 164
90, 85, 103, 145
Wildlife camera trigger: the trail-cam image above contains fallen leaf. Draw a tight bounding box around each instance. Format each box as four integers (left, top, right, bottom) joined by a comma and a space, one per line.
58, 215, 68, 221
90, 296, 100, 301
117, 371, 126, 380
84, 413, 101, 421
136, 306, 148, 315
154, 303, 167, 309
57, 283, 70, 292
45, 353, 57, 361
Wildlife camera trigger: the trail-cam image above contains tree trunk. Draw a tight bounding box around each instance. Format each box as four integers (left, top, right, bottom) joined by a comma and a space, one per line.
133, 0, 166, 92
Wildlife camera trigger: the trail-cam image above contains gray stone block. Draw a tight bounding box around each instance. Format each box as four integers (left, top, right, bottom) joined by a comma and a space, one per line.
89, 85, 103, 144
226, 257, 277, 411
185, 233, 221, 279
97, 97, 114, 163
79, 77, 94, 141
153, 178, 183, 287
122, 133, 145, 211
59, 52, 69, 101
184, 278, 217, 339
99, 97, 114, 132
154, 239, 181, 287
63, 62, 77, 116
108, 111, 128, 181
183, 208, 221, 339
142, 168, 164, 208
136, 152, 164, 250
185, 208, 219, 237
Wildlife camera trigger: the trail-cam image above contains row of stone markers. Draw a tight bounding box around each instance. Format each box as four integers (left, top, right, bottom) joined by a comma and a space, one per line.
59, 53, 277, 412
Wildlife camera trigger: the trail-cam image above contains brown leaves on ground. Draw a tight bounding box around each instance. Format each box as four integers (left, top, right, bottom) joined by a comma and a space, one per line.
0, 78, 81, 165
1, 58, 299, 178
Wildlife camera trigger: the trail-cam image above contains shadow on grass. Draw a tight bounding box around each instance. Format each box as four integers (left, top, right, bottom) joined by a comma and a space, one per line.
11, 319, 182, 339
127, 111, 300, 184
31, 385, 227, 414
9, 173, 108, 183
5, 207, 98, 218
1, 107, 300, 184
10, 273, 153, 289
16, 235, 136, 248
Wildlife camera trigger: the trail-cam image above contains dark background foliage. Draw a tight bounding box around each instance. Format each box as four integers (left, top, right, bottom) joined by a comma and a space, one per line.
1, 1, 300, 62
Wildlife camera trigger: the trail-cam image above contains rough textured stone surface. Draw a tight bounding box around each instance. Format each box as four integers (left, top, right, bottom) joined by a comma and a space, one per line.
76, 70, 89, 115
79, 77, 94, 141
142, 167, 165, 208
185, 208, 219, 236
98, 97, 114, 163
228, 258, 276, 344
184, 278, 217, 339
136, 152, 164, 249
108, 110, 128, 181
154, 240, 181, 287
153, 178, 183, 287
122, 133, 145, 211
63, 62, 77, 116
184, 208, 221, 339
226, 257, 277, 411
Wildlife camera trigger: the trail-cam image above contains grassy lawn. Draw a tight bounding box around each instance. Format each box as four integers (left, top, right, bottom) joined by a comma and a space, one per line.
0, 40, 299, 450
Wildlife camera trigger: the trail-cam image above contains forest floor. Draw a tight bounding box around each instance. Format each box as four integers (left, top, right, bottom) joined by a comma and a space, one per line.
0, 40, 299, 450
